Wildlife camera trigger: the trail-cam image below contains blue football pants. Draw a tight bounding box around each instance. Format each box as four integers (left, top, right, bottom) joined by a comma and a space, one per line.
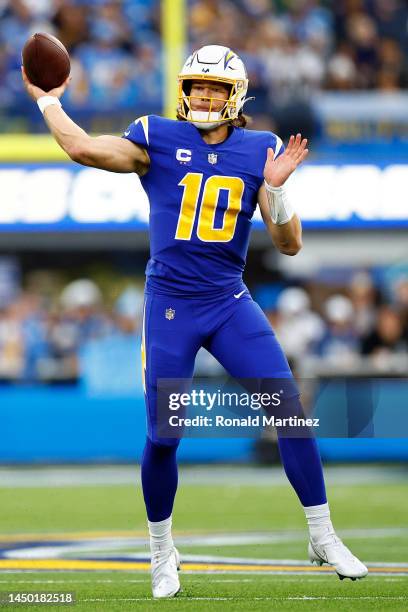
141, 288, 327, 521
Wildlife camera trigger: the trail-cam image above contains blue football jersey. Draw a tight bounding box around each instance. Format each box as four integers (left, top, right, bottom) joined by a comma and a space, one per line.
123, 116, 284, 294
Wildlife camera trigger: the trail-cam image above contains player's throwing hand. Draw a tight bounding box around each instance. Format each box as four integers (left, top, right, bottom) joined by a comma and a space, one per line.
264, 133, 309, 188
21, 66, 70, 102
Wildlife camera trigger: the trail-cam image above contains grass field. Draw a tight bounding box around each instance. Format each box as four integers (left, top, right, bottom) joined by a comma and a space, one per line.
0, 466, 407, 610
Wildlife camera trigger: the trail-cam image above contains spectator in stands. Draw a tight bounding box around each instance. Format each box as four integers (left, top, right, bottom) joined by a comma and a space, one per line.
19, 292, 51, 381
344, 11, 379, 89
114, 285, 144, 335
326, 41, 357, 89
318, 295, 360, 366
47, 279, 109, 379
361, 305, 407, 357
348, 271, 378, 336
74, 23, 136, 110
52, 1, 88, 52
130, 41, 163, 109
0, 299, 24, 378
393, 278, 408, 330
274, 286, 325, 364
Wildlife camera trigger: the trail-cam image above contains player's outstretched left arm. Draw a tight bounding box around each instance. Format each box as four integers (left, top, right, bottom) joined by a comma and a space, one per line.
258, 133, 308, 256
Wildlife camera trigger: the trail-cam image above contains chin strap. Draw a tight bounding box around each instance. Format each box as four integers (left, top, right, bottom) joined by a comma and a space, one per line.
264, 180, 295, 225
190, 120, 224, 130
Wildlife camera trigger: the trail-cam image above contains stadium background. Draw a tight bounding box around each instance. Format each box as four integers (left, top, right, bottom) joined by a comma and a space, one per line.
0, 0, 407, 463
0, 2, 407, 608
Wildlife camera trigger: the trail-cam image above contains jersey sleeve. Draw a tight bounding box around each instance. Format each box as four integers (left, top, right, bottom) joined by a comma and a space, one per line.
122, 115, 150, 149
271, 133, 285, 159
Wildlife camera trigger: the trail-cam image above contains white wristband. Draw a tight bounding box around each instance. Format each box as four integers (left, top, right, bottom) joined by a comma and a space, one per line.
37, 96, 62, 114
264, 180, 294, 225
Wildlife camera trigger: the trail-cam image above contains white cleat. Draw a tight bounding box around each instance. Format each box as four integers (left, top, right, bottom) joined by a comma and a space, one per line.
308, 537, 368, 580
151, 546, 181, 598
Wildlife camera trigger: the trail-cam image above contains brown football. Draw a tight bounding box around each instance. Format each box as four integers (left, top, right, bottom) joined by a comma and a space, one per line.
22, 32, 70, 92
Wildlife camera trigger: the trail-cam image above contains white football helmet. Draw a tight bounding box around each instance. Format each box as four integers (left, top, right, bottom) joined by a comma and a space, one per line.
178, 45, 249, 129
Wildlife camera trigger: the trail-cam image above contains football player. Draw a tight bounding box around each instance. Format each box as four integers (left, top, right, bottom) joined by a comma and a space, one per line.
22, 44, 368, 598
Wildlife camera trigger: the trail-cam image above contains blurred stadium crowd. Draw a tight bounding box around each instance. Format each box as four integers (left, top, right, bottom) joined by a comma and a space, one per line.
0, 0, 407, 385
0, 273, 145, 383
263, 274, 408, 374
0, 267, 407, 383
0, 0, 162, 117
1, 0, 408, 121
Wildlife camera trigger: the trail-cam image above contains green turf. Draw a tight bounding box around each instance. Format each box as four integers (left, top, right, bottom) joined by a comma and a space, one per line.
175, 537, 408, 562
0, 573, 407, 611
1, 482, 407, 534
0, 477, 407, 610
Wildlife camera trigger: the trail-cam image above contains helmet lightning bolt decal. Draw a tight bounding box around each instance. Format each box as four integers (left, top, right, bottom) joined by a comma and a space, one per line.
224, 50, 235, 69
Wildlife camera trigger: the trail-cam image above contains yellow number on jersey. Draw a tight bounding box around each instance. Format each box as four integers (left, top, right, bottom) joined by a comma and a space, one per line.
175, 173, 244, 242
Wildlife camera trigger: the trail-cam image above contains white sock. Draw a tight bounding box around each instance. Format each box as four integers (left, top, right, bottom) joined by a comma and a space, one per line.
148, 516, 174, 558
304, 502, 336, 544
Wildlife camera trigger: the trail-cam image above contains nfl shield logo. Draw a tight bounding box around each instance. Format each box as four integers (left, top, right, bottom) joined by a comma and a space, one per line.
165, 307, 175, 320
208, 153, 218, 165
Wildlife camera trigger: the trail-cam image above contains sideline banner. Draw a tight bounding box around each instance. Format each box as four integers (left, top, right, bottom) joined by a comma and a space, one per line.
1, 162, 407, 231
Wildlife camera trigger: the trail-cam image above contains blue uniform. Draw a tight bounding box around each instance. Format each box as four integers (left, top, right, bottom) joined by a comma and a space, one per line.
123, 115, 283, 295
123, 116, 292, 440
124, 116, 326, 520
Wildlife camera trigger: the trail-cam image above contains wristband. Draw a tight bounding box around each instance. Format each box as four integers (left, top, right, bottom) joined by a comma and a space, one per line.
37, 96, 62, 114
264, 180, 294, 225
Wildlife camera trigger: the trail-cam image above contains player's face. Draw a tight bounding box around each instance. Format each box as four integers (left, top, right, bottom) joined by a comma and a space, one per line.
189, 80, 230, 112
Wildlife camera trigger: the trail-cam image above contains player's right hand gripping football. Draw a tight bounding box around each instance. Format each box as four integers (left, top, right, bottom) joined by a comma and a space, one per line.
21, 66, 70, 102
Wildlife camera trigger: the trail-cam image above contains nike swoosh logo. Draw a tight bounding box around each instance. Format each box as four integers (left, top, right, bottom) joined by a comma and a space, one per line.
124, 130, 130, 136
234, 290, 246, 299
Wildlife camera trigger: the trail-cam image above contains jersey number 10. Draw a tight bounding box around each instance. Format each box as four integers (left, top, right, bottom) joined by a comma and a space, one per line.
175, 173, 245, 242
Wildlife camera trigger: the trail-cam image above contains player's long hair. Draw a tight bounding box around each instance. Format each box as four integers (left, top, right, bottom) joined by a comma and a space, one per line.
176, 111, 249, 128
